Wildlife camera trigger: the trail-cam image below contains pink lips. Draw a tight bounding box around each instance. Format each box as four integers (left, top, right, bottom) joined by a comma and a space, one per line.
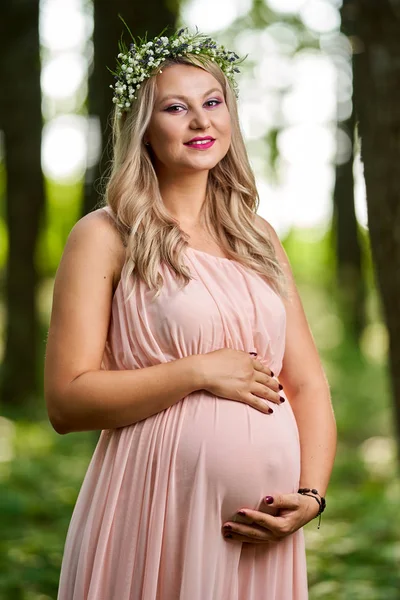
184, 136, 216, 150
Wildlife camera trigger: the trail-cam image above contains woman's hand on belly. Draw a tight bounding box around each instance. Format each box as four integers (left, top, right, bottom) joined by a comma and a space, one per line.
222, 493, 319, 544
197, 348, 284, 414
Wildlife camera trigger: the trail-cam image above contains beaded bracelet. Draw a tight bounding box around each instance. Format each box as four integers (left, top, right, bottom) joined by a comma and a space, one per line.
297, 488, 326, 529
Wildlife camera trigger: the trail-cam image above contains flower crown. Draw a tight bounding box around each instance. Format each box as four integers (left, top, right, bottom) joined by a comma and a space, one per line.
109, 23, 246, 118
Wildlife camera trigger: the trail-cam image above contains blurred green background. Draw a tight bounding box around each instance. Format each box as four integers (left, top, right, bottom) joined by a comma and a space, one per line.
1, 0, 400, 599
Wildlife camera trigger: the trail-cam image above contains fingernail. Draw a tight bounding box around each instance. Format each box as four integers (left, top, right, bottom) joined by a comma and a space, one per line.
278, 384, 283, 390
223, 524, 232, 530
268, 408, 274, 414
249, 352, 257, 356
270, 371, 275, 377
280, 396, 285, 403
224, 534, 232, 539
237, 510, 246, 516
264, 496, 274, 504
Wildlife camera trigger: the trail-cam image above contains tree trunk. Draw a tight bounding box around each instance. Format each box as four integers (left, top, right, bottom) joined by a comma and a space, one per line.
333, 106, 365, 340
346, 0, 400, 453
83, 0, 179, 216
0, 0, 45, 407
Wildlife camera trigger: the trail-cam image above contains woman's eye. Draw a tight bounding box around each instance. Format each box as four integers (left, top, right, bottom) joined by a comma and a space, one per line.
165, 99, 222, 113
165, 105, 185, 113
205, 99, 222, 108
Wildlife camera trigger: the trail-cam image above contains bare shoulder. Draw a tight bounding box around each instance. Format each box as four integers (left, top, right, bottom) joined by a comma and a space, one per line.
64, 207, 126, 291
254, 214, 290, 271
44, 208, 127, 416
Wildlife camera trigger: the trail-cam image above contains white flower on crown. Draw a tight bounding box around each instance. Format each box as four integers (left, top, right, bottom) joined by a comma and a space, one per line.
111, 27, 243, 117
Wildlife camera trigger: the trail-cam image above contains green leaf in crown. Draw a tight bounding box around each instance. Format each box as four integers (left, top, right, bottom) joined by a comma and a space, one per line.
108, 18, 246, 118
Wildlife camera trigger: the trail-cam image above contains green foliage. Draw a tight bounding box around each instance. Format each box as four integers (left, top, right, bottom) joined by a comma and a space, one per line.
0, 423, 97, 600
36, 179, 82, 277
304, 343, 400, 599
291, 229, 400, 599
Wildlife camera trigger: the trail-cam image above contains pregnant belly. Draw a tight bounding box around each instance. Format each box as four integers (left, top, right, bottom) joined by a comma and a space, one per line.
174, 391, 301, 523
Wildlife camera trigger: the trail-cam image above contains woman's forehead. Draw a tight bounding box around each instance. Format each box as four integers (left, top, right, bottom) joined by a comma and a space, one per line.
155, 64, 223, 99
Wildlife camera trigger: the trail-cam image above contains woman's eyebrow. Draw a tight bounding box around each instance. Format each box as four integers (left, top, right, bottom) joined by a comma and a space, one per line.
158, 88, 222, 105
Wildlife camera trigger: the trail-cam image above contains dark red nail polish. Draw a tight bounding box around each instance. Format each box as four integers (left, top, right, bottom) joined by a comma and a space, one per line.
264, 496, 274, 504
224, 534, 232, 539
270, 371, 275, 377
268, 408, 274, 414
280, 396, 285, 403
278, 384, 283, 390
237, 510, 246, 516
249, 352, 257, 356
224, 524, 232, 530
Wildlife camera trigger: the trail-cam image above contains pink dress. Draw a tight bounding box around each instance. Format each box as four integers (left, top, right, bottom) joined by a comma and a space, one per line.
57, 243, 308, 600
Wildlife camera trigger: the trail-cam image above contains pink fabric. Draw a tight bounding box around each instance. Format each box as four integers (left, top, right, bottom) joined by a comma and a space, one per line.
57, 246, 308, 600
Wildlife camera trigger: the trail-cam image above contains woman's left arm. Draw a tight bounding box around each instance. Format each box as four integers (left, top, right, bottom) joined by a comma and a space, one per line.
265, 219, 337, 497
222, 218, 337, 542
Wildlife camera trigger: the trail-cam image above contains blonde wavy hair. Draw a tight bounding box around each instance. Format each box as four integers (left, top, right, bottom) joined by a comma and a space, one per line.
103, 54, 286, 299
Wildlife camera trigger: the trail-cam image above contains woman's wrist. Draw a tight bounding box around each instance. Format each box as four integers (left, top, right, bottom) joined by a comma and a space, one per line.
300, 493, 320, 520
184, 353, 209, 390
298, 487, 327, 528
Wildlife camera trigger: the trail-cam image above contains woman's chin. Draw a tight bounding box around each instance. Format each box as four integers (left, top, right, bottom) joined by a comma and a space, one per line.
185, 155, 225, 172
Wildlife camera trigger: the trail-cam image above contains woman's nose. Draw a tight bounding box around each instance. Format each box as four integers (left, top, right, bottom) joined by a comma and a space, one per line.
190, 110, 211, 130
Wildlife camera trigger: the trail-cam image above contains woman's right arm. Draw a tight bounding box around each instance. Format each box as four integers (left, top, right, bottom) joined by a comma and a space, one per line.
44, 210, 204, 434
45, 210, 282, 435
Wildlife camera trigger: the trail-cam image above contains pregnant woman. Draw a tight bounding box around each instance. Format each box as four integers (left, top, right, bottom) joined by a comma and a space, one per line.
45, 26, 337, 600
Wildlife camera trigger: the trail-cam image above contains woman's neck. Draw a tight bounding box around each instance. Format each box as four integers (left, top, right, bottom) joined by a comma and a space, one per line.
157, 168, 209, 227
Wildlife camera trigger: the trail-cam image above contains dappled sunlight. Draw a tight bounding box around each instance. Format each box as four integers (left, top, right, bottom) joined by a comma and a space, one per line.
311, 312, 344, 350
387, 478, 400, 505
37, 278, 56, 326
40, 0, 92, 51
0, 417, 15, 463
360, 322, 388, 365
42, 115, 87, 181
36, 0, 367, 235
0, 301, 4, 363
265, 22, 300, 54
182, 0, 252, 32
305, 519, 350, 550
41, 52, 86, 100
300, 0, 341, 34
267, 0, 308, 14
359, 436, 397, 479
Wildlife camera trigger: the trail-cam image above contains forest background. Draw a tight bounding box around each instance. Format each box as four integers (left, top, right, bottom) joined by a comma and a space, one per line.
1, 0, 400, 598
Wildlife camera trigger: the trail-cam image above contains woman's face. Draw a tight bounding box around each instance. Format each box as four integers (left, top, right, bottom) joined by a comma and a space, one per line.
145, 63, 231, 174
